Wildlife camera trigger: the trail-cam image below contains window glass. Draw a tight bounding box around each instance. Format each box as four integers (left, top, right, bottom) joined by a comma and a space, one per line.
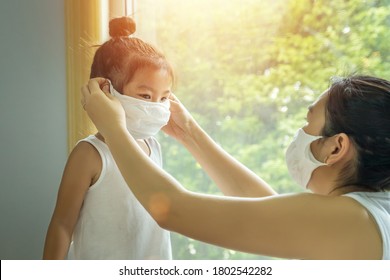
131, 0, 390, 259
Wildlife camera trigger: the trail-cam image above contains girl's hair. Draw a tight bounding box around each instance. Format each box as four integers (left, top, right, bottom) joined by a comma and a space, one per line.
322, 75, 390, 191
90, 17, 174, 92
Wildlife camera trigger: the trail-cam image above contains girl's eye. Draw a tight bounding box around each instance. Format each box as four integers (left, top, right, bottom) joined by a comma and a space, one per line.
139, 94, 151, 99
160, 97, 168, 102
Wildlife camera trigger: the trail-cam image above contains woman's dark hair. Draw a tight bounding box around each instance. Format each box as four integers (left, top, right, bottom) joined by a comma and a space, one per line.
322, 75, 390, 191
90, 17, 174, 92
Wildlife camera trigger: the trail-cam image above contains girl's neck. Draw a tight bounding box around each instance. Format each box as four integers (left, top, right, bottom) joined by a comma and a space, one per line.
95, 132, 151, 156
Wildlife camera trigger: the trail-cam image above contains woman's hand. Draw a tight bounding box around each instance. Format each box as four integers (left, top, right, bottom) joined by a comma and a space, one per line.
162, 94, 199, 144
81, 78, 126, 138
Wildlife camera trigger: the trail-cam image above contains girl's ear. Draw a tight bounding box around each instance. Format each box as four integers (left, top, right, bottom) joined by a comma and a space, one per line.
324, 133, 351, 165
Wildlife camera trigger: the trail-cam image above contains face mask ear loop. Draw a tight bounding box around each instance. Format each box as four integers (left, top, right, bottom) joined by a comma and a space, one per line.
108, 80, 121, 97
323, 156, 329, 165
319, 135, 332, 166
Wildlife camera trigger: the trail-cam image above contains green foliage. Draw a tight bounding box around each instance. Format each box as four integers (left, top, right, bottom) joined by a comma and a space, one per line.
151, 0, 390, 259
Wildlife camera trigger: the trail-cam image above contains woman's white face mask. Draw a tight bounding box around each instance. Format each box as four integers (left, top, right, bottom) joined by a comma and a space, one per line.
285, 128, 327, 189
109, 82, 171, 139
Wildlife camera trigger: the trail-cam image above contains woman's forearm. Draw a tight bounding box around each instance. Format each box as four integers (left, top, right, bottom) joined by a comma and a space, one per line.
105, 128, 187, 225
179, 122, 277, 197
102, 128, 283, 256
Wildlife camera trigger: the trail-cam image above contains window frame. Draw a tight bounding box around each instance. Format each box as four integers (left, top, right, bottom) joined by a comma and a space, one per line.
65, 0, 129, 151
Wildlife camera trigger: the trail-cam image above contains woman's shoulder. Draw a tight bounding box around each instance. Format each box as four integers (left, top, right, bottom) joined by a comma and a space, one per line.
343, 191, 390, 211
295, 192, 383, 259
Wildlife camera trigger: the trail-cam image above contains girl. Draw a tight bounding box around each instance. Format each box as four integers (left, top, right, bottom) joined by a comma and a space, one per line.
43, 17, 173, 259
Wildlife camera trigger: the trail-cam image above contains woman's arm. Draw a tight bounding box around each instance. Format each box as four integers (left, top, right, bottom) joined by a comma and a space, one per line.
103, 128, 381, 259
163, 95, 276, 197
82, 78, 382, 259
181, 123, 276, 197
43, 142, 100, 259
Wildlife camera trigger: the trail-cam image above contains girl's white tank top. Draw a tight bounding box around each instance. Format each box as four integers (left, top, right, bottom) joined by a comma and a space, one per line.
68, 135, 172, 259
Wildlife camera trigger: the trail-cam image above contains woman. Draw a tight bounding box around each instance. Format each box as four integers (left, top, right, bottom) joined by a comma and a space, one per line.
81, 75, 390, 259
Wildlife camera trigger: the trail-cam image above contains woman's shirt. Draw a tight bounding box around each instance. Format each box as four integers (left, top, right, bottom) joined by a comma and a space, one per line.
343, 191, 390, 260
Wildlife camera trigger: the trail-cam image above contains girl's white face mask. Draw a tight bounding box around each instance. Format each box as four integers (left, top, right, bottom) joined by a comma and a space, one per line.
285, 128, 327, 189
109, 82, 171, 139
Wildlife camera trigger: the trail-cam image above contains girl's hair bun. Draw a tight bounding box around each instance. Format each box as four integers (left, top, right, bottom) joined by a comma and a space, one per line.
109, 17, 136, 38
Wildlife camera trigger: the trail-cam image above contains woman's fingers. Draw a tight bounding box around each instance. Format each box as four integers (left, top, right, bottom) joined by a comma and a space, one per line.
169, 93, 178, 101
81, 85, 90, 110
101, 80, 110, 94
168, 93, 181, 105
80, 78, 127, 137
81, 78, 112, 111
88, 78, 109, 95
168, 93, 184, 111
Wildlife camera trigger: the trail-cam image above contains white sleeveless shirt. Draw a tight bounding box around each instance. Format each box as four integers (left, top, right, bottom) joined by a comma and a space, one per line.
69, 135, 172, 259
343, 191, 390, 260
